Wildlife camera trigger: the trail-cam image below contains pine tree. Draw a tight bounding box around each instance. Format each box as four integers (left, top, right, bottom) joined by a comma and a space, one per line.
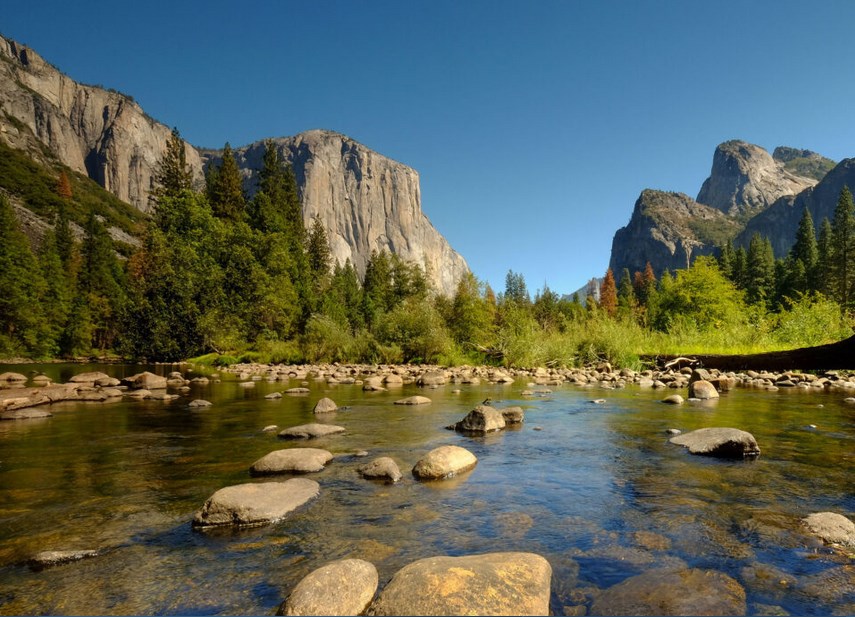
504, 270, 529, 305
307, 216, 332, 277
745, 233, 776, 307
54, 203, 75, 272
787, 207, 818, 295
78, 211, 125, 351
617, 267, 636, 314
38, 230, 71, 355
599, 268, 618, 317
830, 186, 855, 308
817, 217, 834, 297
718, 240, 736, 279
207, 143, 246, 220
152, 127, 193, 203
56, 170, 73, 200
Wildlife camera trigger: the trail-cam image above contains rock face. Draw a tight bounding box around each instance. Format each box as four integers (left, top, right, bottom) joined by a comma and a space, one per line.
609, 190, 734, 277
192, 479, 319, 528
0, 34, 203, 211
278, 559, 379, 616
367, 552, 552, 616
670, 427, 760, 458
203, 130, 469, 295
589, 567, 747, 616
697, 140, 817, 216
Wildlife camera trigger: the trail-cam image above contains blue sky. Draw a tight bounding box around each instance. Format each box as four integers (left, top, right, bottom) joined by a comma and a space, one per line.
4, 1, 855, 296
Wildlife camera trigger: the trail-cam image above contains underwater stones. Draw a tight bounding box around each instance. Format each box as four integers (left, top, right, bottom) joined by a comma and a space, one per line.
313, 397, 338, 414
590, 567, 746, 616
689, 379, 720, 400
669, 427, 760, 458
357, 457, 403, 483
28, 549, 100, 569
802, 512, 855, 546
249, 448, 334, 475
453, 405, 505, 433
192, 478, 319, 528
368, 552, 552, 616
412, 445, 477, 480
394, 395, 431, 405
277, 558, 379, 616
278, 423, 346, 440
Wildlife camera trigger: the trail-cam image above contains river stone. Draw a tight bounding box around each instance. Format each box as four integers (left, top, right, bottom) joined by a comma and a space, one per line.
802, 512, 855, 546
126, 389, 151, 399
501, 406, 525, 424
278, 423, 346, 439
367, 552, 551, 616
28, 549, 100, 569
250, 448, 334, 475
670, 427, 760, 458
417, 370, 447, 386
383, 374, 404, 386
313, 397, 338, 414
0, 372, 28, 383
454, 405, 506, 433
188, 399, 212, 408
278, 558, 379, 616
124, 371, 167, 390
265, 392, 283, 399
286, 387, 310, 394
358, 457, 403, 483
100, 388, 123, 398
662, 394, 684, 405
1, 407, 52, 420
68, 371, 111, 384
394, 395, 431, 405
192, 478, 320, 528
412, 445, 477, 480
590, 567, 746, 616
689, 379, 720, 400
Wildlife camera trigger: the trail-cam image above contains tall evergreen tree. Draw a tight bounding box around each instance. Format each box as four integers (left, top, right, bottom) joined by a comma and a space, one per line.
817, 217, 834, 297
152, 128, 193, 202
38, 230, 71, 355
78, 212, 125, 351
307, 216, 332, 277
54, 202, 75, 272
504, 270, 530, 305
745, 233, 776, 307
617, 267, 636, 314
207, 143, 246, 220
786, 206, 819, 295
830, 186, 855, 308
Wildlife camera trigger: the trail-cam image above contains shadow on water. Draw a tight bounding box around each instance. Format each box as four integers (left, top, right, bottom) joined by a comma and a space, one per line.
0, 364, 853, 615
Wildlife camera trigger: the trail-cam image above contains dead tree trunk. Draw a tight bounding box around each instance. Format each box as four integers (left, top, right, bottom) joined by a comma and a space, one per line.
648, 334, 855, 372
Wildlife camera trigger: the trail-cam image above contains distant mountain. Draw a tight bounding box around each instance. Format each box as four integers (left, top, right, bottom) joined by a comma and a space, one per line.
608, 140, 839, 278
0, 34, 468, 294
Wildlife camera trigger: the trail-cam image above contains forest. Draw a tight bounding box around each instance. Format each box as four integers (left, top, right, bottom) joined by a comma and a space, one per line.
1, 130, 853, 369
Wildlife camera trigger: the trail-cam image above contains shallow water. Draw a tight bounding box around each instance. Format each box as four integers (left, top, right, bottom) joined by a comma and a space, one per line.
0, 364, 853, 615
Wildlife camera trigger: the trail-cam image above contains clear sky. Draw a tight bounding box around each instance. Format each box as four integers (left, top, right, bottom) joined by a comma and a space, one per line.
4, 1, 855, 296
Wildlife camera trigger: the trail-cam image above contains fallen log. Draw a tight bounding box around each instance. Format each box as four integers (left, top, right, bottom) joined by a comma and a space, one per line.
648, 334, 855, 372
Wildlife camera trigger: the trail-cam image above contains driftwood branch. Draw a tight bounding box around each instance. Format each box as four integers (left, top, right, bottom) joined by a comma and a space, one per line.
648, 334, 855, 372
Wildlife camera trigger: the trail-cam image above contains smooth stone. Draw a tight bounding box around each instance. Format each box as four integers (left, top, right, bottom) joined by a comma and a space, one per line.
125, 389, 151, 399
265, 392, 283, 399
591, 398, 606, 404
1, 408, 52, 420
368, 552, 551, 616
262, 425, 279, 432
28, 549, 99, 569
670, 427, 760, 458
357, 457, 403, 483
689, 379, 720, 400
188, 399, 212, 408
313, 397, 338, 414
249, 448, 333, 475
123, 371, 167, 390
100, 388, 123, 398
802, 512, 855, 546
662, 394, 684, 405
278, 423, 346, 439
454, 405, 505, 433
417, 370, 447, 386
383, 374, 404, 386
277, 558, 378, 616
412, 445, 477, 480
590, 567, 746, 616
666, 428, 682, 435
192, 478, 319, 528
68, 371, 111, 384
501, 406, 525, 424
394, 395, 431, 405
0, 372, 27, 383
285, 387, 310, 394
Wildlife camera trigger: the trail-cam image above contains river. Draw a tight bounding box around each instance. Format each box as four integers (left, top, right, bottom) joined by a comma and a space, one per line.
0, 364, 853, 615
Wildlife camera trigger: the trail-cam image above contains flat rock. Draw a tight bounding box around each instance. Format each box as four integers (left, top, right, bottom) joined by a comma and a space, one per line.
68, 371, 111, 384
669, 427, 760, 458
278, 423, 346, 439
285, 387, 310, 394
265, 392, 283, 399
28, 549, 100, 569
1, 407, 52, 420
689, 379, 720, 399
100, 388, 123, 398
412, 445, 477, 480
394, 395, 431, 405
454, 405, 506, 433
0, 372, 27, 383
313, 397, 338, 414
367, 552, 551, 616
358, 457, 403, 483
589, 567, 746, 616
126, 389, 151, 399
249, 448, 334, 475
188, 399, 212, 408
278, 558, 379, 616
192, 478, 320, 528
802, 512, 855, 546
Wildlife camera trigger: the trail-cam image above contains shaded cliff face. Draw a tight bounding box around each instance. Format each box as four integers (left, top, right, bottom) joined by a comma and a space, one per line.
738, 158, 855, 256
609, 190, 737, 277
0, 35, 203, 212
205, 130, 469, 295
696, 140, 817, 216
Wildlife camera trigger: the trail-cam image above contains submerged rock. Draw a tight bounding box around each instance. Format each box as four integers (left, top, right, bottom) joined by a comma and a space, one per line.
249, 448, 333, 475
412, 445, 477, 480
278, 558, 379, 616
367, 552, 551, 616
278, 423, 346, 440
501, 406, 525, 424
590, 567, 746, 616
394, 395, 431, 405
188, 399, 212, 408
357, 457, 403, 483
669, 427, 760, 458
453, 405, 506, 433
802, 512, 855, 546
28, 549, 100, 570
192, 478, 319, 528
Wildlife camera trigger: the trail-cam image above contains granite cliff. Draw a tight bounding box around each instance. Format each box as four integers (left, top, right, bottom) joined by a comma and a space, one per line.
0, 34, 468, 295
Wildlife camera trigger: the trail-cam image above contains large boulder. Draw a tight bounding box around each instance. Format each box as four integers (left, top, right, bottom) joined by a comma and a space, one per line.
358, 457, 403, 483
277, 558, 378, 616
278, 423, 346, 440
123, 371, 167, 390
802, 512, 855, 546
192, 479, 319, 528
500, 406, 525, 424
590, 567, 746, 616
313, 397, 338, 414
417, 370, 447, 386
412, 445, 477, 480
689, 379, 720, 400
367, 552, 551, 616
249, 448, 334, 475
0, 372, 27, 384
669, 427, 760, 458
454, 405, 506, 433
